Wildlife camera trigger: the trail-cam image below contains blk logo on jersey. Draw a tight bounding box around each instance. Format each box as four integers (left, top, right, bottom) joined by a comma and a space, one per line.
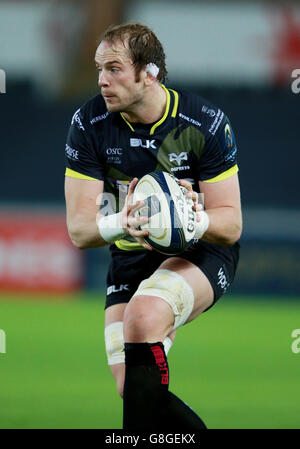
107, 284, 129, 295
169, 152, 188, 166
130, 138, 157, 149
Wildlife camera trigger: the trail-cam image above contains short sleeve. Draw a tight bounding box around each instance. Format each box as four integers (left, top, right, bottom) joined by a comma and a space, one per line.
65, 108, 104, 181
197, 112, 238, 183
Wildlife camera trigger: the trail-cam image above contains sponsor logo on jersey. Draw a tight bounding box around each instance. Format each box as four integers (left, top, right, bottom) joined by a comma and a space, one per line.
65, 144, 79, 160
202, 105, 216, 117
224, 148, 237, 163
169, 152, 188, 166
107, 284, 129, 295
130, 138, 157, 149
225, 124, 233, 149
71, 108, 85, 131
209, 109, 224, 135
106, 148, 123, 165
170, 166, 190, 172
223, 123, 237, 163
217, 266, 229, 292
90, 111, 109, 125
179, 112, 201, 128
106, 148, 123, 155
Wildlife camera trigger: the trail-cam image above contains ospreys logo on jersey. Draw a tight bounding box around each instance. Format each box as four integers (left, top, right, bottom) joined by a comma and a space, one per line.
169, 152, 188, 166
168, 152, 190, 173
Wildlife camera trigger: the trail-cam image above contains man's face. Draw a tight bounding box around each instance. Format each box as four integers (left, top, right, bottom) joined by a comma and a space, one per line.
95, 40, 144, 113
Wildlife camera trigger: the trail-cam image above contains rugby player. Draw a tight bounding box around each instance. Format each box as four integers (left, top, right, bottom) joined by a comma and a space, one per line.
64, 23, 242, 430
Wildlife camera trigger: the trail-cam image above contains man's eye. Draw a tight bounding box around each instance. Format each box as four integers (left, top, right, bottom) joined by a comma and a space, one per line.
111, 68, 119, 73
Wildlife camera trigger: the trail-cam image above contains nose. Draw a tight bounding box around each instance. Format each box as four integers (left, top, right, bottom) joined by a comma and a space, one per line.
98, 70, 109, 88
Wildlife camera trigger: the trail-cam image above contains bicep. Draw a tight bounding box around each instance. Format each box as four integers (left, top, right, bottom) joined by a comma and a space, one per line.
64, 176, 104, 224
199, 174, 241, 210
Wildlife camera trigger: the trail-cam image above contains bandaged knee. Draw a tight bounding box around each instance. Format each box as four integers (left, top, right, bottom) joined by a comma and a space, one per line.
105, 321, 125, 366
105, 321, 174, 366
133, 269, 195, 330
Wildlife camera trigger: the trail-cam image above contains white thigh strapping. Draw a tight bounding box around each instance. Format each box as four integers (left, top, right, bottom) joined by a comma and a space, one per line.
133, 269, 195, 330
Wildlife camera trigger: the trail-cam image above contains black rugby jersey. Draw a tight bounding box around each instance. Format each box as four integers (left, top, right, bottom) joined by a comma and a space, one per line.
65, 85, 238, 251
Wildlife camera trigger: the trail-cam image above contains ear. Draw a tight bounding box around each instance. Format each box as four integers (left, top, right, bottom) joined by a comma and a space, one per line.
144, 70, 157, 86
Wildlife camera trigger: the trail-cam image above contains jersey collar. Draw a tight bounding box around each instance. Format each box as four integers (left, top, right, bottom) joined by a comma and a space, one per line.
120, 85, 179, 135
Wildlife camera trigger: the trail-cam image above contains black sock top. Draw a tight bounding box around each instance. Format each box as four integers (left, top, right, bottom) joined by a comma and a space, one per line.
124, 342, 165, 366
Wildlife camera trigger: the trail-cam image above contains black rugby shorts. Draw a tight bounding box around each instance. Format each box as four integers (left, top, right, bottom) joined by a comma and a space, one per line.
105, 240, 240, 312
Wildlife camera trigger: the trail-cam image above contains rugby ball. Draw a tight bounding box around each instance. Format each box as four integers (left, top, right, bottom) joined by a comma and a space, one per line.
133, 171, 196, 255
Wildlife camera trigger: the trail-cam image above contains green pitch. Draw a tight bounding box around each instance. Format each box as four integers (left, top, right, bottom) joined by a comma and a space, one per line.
0, 293, 299, 429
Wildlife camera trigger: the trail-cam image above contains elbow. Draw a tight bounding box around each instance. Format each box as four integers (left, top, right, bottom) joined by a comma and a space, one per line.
216, 218, 242, 247
70, 237, 88, 250
67, 224, 88, 250
225, 209, 243, 246
69, 234, 88, 250
224, 222, 242, 247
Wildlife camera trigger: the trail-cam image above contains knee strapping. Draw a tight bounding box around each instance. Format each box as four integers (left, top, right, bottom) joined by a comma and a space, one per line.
105, 321, 174, 366
133, 269, 195, 330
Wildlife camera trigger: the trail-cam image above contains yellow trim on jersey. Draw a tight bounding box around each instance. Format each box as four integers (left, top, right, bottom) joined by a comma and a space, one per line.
65, 167, 98, 181
119, 85, 173, 135
120, 113, 135, 131
203, 164, 239, 183
169, 89, 179, 118
150, 85, 170, 135
115, 238, 144, 251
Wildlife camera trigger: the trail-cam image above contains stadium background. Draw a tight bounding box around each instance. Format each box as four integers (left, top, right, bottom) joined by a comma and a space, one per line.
0, 0, 300, 429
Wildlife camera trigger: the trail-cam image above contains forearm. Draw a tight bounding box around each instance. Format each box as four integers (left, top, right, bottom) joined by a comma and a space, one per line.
66, 177, 150, 251
200, 206, 242, 247
67, 212, 107, 249
67, 210, 130, 250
